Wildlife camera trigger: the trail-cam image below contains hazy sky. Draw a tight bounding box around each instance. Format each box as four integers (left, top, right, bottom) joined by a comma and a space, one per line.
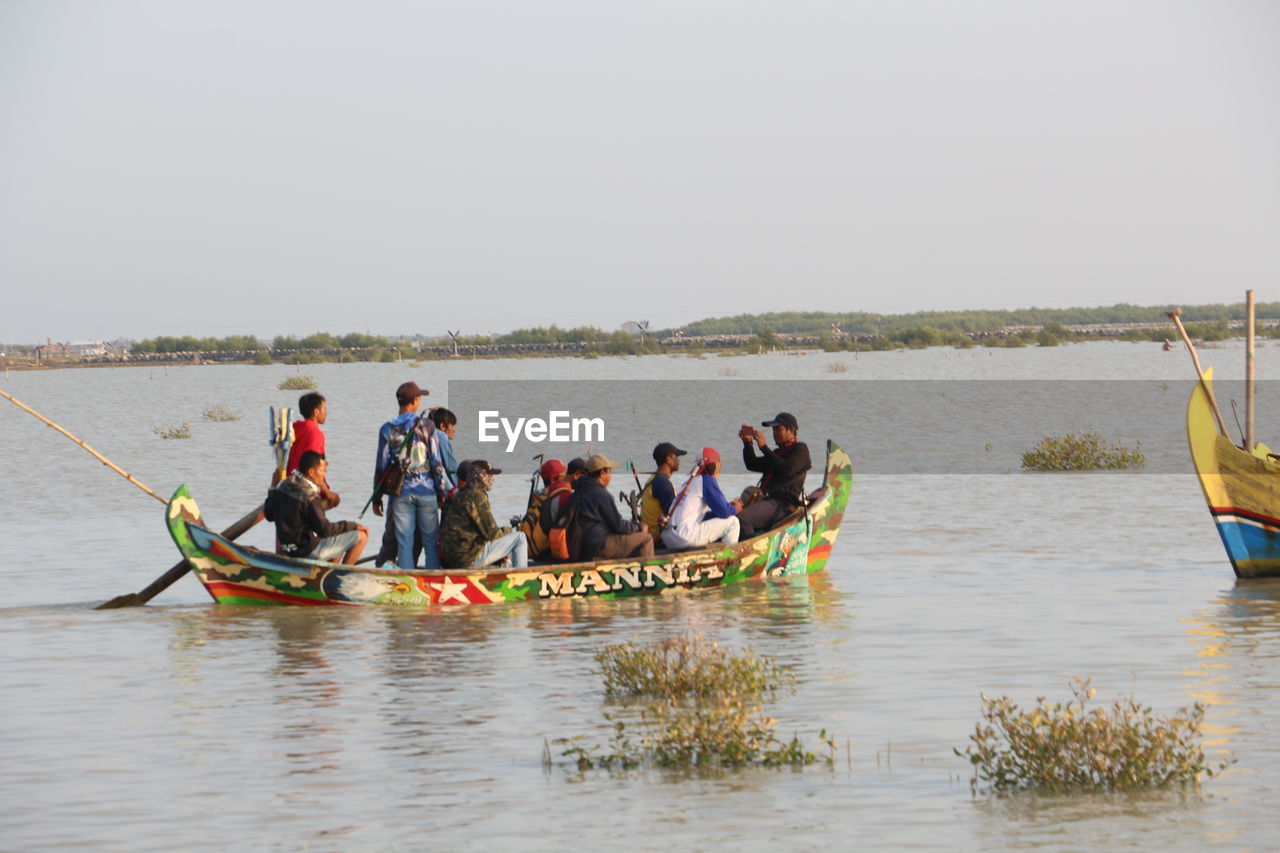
2, 0, 1278, 341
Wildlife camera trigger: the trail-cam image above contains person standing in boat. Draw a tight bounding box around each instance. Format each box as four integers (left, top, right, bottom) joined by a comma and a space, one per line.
283, 392, 339, 507
266, 450, 369, 564
440, 460, 529, 569
372, 381, 444, 571
639, 442, 686, 544
736, 412, 811, 538
569, 454, 655, 560
661, 447, 741, 550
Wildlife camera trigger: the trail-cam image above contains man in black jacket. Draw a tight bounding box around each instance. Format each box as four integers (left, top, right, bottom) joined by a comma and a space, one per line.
736, 412, 811, 538
265, 450, 369, 564
568, 454, 655, 561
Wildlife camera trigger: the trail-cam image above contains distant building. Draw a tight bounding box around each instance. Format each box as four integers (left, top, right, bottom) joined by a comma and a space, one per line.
67, 341, 107, 356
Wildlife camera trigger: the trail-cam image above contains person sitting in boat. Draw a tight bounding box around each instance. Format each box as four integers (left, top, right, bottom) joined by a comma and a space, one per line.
661, 447, 741, 550
639, 442, 686, 544
569, 454, 655, 560
265, 450, 369, 564
440, 460, 529, 569
739, 485, 765, 509
518, 459, 573, 561
736, 412, 811, 538
566, 457, 588, 484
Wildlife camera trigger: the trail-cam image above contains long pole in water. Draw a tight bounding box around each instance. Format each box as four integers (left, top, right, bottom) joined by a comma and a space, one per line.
0, 388, 165, 503
0, 387, 264, 608
1246, 289, 1256, 452
1167, 308, 1230, 437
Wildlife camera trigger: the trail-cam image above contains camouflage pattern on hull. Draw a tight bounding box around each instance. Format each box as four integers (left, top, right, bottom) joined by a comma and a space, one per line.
166, 441, 853, 607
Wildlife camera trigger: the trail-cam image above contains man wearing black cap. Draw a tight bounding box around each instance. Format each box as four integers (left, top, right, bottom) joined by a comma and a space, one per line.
639, 441, 686, 543
737, 412, 811, 538
440, 460, 528, 568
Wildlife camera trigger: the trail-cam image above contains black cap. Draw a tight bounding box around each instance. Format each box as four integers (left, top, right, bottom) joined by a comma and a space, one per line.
652, 442, 687, 464
762, 412, 798, 430
566, 457, 588, 475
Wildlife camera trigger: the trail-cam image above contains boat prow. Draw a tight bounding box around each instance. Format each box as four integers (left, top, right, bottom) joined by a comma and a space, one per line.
166, 440, 854, 606
1187, 368, 1280, 577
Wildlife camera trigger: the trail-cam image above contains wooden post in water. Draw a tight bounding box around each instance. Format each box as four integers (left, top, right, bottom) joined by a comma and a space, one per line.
1246, 289, 1256, 452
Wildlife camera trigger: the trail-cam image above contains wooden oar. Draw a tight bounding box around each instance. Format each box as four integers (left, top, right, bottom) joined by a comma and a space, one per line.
0, 388, 263, 608
97, 505, 265, 609
1167, 308, 1229, 437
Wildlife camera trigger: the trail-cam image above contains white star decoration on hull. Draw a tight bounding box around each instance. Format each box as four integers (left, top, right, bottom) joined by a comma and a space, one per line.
429, 576, 470, 604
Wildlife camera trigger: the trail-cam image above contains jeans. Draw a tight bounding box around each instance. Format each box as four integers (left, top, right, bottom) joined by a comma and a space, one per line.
470, 530, 528, 568
391, 492, 440, 571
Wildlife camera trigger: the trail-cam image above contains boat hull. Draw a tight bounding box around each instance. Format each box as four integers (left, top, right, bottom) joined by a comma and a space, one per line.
1187, 370, 1280, 577
166, 441, 853, 606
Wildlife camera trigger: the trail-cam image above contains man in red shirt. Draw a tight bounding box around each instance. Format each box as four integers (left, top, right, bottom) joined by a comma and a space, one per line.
285, 392, 339, 507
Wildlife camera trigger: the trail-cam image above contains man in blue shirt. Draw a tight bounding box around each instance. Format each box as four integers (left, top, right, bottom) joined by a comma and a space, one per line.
373, 381, 444, 571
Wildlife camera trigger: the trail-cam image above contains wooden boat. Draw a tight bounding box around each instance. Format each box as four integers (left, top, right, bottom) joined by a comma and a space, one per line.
165, 440, 852, 606
1186, 369, 1280, 578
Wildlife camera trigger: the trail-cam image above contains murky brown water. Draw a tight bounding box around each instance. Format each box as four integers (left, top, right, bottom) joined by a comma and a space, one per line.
2, 342, 1277, 850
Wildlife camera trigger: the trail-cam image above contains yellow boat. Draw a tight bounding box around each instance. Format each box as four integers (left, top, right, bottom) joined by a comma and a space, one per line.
1187, 367, 1280, 577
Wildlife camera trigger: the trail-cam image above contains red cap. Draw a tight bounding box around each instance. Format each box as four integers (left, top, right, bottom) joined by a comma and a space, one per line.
539, 459, 567, 482
700, 447, 720, 465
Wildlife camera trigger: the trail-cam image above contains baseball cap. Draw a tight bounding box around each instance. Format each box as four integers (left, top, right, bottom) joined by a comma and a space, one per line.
539, 459, 567, 482
396, 381, 428, 404
699, 447, 721, 465
469, 459, 502, 476
566, 457, 588, 476
651, 442, 687, 464
761, 412, 798, 430
585, 453, 620, 473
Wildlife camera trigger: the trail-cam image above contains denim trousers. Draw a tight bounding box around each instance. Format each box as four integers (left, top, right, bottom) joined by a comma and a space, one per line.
470, 530, 528, 568
391, 492, 440, 571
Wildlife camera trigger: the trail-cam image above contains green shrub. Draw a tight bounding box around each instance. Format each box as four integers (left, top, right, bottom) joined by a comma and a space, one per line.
1021, 431, 1145, 470
825, 361, 850, 373
553, 634, 828, 771
958, 678, 1229, 792
201, 404, 240, 422
278, 375, 318, 391
252, 349, 274, 365
596, 634, 793, 699
152, 422, 192, 439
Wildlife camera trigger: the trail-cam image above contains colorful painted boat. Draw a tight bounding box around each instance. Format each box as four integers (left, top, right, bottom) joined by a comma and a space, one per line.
1187, 368, 1280, 578
165, 440, 852, 606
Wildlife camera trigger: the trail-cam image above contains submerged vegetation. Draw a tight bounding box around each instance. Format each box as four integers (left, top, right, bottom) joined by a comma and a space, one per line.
152, 422, 192, 440
201, 404, 240, 422
1021, 431, 1146, 471
552, 634, 830, 771
958, 678, 1229, 792
277, 375, 318, 391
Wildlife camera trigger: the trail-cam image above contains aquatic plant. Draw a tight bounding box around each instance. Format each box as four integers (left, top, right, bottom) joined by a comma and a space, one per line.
957, 678, 1230, 793
152, 422, 192, 439
252, 349, 273, 365
718, 367, 743, 377
201, 404, 240, 422
596, 633, 793, 698
1020, 431, 1145, 471
553, 634, 827, 771
278, 375, 318, 391
825, 361, 850, 373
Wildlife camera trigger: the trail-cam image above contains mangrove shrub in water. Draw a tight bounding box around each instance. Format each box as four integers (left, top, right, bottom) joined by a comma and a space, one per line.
277, 374, 319, 391
1020, 431, 1145, 471
958, 678, 1228, 792
554, 634, 830, 770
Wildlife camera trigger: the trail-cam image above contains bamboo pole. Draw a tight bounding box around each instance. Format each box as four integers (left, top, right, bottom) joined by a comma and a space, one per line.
1168, 308, 1229, 437
1246, 290, 1256, 452
0, 388, 165, 503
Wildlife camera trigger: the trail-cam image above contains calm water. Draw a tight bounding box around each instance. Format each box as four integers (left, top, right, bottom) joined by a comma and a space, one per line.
3, 342, 1279, 851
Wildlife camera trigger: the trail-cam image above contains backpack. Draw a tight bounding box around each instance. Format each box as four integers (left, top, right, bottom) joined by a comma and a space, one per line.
519, 481, 572, 559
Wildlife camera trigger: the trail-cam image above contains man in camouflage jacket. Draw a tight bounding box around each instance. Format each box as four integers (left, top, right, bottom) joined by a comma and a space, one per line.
439, 460, 529, 569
